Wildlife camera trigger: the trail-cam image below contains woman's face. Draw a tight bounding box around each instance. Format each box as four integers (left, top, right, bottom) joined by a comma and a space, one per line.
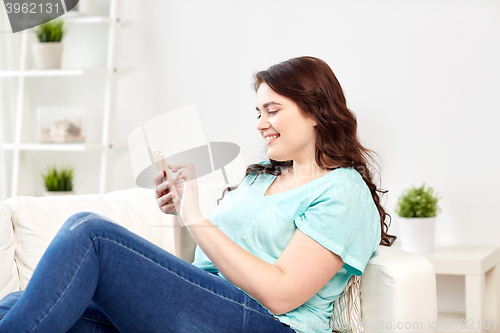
255, 82, 318, 163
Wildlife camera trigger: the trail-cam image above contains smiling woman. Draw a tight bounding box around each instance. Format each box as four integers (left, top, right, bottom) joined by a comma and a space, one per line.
238, 57, 395, 245
0, 56, 395, 333
195, 56, 397, 332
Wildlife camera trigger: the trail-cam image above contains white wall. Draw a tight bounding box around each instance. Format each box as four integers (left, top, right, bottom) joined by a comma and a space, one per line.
119, 0, 500, 245
2, 0, 500, 314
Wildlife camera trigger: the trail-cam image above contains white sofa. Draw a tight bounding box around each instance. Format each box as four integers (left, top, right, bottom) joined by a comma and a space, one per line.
0, 185, 438, 333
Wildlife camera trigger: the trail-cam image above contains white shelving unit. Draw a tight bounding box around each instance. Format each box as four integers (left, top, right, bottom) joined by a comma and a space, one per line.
0, 0, 131, 198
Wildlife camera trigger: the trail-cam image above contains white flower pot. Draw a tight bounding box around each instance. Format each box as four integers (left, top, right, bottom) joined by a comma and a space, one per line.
398, 216, 436, 253
32, 42, 63, 70
43, 191, 74, 196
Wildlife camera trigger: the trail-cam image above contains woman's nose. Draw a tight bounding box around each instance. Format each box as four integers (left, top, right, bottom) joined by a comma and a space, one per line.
256, 115, 269, 132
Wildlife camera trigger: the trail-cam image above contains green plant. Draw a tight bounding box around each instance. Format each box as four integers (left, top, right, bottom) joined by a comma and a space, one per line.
32, 19, 65, 42
395, 183, 441, 218
41, 165, 74, 191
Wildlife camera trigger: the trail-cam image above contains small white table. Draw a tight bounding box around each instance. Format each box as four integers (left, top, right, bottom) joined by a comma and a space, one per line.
422, 246, 500, 333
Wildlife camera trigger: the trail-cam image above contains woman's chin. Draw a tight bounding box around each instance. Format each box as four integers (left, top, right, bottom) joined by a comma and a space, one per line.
267, 153, 289, 162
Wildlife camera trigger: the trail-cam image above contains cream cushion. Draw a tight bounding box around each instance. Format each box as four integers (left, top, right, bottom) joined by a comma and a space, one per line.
0, 200, 18, 299
5, 188, 173, 290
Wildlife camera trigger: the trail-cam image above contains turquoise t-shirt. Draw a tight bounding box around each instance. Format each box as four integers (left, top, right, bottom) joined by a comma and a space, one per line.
192, 162, 381, 333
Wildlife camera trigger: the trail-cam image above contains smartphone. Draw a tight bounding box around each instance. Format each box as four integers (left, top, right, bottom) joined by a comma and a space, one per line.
152, 151, 180, 204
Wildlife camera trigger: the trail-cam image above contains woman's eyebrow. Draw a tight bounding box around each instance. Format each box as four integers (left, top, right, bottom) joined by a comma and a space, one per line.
255, 101, 282, 111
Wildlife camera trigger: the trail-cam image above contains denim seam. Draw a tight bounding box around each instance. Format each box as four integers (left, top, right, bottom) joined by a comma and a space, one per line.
95, 237, 271, 318
29, 242, 95, 333
79, 315, 114, 325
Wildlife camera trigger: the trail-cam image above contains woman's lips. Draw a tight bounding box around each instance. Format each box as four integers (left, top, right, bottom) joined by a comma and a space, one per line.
266, 135, 280, 145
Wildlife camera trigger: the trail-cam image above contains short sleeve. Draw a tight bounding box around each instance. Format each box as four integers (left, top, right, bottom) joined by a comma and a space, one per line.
294, 182, 381, 276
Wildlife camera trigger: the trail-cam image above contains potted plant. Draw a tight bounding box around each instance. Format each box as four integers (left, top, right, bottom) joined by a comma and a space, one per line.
32, 19, 66, 69
395, 183, 441, 253
41, 165, 74, 196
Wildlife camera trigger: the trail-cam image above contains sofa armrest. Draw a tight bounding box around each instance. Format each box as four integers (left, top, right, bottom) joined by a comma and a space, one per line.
360, 245, 438, 333
0, 200, 19, 299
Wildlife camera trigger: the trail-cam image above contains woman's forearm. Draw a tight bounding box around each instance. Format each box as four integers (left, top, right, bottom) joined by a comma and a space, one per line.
172, 215, 197, 263
185, 219, 286, 314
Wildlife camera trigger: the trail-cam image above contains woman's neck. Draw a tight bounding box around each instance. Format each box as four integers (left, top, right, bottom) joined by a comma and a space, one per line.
284, 161, 334, 180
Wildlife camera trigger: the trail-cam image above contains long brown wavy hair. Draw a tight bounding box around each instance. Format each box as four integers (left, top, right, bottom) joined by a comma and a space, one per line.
217, 56, 396, 247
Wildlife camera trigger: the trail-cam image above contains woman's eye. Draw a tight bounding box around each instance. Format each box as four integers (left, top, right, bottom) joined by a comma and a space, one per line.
256, 110, 277, 119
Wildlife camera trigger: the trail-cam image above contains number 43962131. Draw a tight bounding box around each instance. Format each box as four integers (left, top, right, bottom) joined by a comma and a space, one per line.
5, 2, 60, 14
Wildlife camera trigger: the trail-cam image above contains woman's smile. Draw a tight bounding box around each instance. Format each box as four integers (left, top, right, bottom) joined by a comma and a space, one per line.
265, 134, 281, 145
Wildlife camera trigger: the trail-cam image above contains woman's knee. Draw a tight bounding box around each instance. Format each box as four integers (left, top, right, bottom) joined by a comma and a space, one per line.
0, 291, 24, 320
63, 212, 118, 234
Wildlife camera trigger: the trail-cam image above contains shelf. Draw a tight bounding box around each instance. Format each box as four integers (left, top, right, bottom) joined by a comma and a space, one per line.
0, 67, 133, 78
0, 68, 106, 78
65, 15, 133, 26
2, 143, 103, 152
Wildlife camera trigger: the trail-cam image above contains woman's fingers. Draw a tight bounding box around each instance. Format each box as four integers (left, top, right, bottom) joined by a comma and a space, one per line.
163, 163, 197, 187
154, 179, 170, 198
168, 162, 193, 170
168, 163, 195, 179
153, 171, 165, 186
157, 192, 178, 214
156, 179, 184, 201
160, 191, 173, 205
159, 201, 177, 215
166, 164, 178, 172
154, 182, 164, 197
154, 163, 195, 217
174, 166, 196, 182
153, 166, 185, 215
155, 181, 178, 209
174, 171, 182, 182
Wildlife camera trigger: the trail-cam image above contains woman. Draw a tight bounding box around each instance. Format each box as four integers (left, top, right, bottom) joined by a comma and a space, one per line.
0, 56, 395, 333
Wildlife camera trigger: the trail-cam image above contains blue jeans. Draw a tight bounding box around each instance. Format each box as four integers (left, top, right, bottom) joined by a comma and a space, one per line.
0, 212, 296, 332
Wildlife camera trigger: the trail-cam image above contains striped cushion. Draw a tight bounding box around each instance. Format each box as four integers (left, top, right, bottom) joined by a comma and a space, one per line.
330, 275, 363, 333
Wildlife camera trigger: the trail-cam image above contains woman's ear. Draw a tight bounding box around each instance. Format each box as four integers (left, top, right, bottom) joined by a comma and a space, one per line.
309, 115, 318, 127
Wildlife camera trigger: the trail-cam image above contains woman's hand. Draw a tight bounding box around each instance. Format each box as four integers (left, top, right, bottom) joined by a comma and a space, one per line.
153, 168, 183, 216
166, 163, 205, 226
